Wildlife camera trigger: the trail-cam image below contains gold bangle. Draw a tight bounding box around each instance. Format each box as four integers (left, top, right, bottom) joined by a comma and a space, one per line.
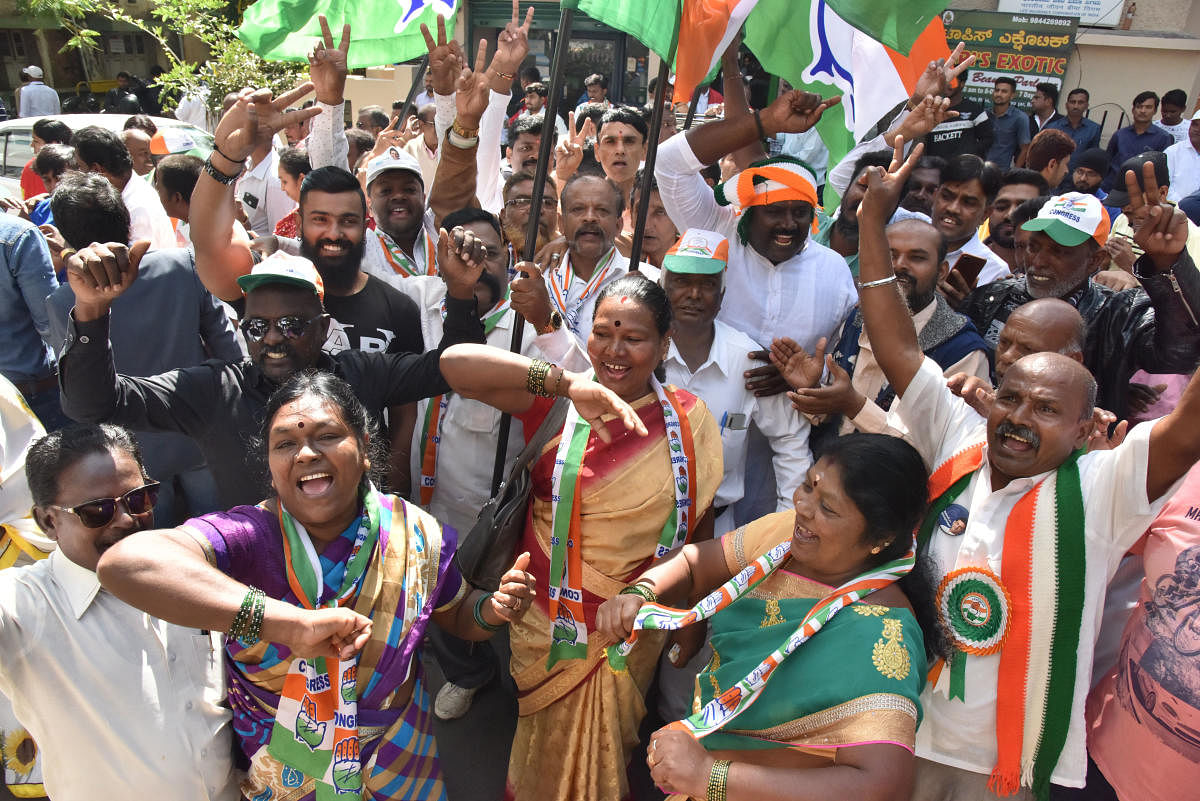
451, 118, 479, 139
493, 68, 515, 81
706, 759, 731, 801
525, 359, 553, 397
551, 366, 566, 397
619, 583, 658, 604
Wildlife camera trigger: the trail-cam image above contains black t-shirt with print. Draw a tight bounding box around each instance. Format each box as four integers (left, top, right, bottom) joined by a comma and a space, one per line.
322, 274, 424, 355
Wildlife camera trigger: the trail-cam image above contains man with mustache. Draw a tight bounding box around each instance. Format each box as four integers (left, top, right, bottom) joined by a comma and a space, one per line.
855, 140, 1200, 801
959, 171, 1200, 419
629, 169, 677, 269
0, 424, 237, 800
984, 170, 1049, 273
776, 217, 989, 449
656, 88, 855, 382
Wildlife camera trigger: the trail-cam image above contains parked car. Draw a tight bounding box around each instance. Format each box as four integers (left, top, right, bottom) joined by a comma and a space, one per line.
0, 114, 213, 200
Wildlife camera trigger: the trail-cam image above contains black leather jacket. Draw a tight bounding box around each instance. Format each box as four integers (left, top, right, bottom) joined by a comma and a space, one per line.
960, 251, 1200, 419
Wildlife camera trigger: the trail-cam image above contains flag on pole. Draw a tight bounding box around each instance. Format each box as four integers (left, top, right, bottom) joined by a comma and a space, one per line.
238, 0, 459, 68
565, 0, 951, 189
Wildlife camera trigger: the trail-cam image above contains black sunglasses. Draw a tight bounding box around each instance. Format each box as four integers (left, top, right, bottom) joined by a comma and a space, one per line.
51, 482, 161, 528
240, 314, 325, 342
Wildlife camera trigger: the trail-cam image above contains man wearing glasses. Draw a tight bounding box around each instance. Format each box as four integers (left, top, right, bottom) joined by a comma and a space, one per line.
0, 423, 237, 800
56, 250, 487, 509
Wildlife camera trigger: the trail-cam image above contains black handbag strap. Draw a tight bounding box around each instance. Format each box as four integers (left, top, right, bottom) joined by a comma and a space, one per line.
502, 397, 569, 486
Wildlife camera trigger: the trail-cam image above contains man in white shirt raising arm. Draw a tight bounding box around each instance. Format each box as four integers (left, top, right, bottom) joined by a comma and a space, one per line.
854, 137, 1200, 801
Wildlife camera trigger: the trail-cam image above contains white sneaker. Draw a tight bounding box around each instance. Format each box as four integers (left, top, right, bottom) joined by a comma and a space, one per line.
434, 682, 479, 720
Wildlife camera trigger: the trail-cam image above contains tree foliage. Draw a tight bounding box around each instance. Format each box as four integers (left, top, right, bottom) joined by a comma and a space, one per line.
21, 0, 306, 112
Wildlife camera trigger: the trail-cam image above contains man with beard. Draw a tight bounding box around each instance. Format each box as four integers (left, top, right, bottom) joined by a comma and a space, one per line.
985, 169, 1049, 272
400, 207, 590, 721
501, 170, 559, 255
56, 244, 487, 509
1069, 148, 1112, 202
0, 424, 238, 800
959, 183, 1200, 419
813, 149, 893, 278
933, 154, 1011, 305
656, 88, 854, 371
854, 138, 1200, 801
776, 217, 989, 449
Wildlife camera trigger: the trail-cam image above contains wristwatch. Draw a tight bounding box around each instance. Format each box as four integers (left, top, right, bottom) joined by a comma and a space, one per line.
538, 310, 563, 335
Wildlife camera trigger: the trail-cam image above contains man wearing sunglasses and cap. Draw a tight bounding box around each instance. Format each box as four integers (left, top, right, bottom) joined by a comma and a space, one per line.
959, 170, 1200, 420
56, 241, 488, 511
0, 423, 237, 800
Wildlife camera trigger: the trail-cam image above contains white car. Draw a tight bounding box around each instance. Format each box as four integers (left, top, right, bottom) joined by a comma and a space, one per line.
0, 113, 213, 200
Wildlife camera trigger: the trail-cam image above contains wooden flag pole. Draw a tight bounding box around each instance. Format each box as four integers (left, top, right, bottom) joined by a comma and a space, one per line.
626, 40, 678, 272
490, 6, 576, 495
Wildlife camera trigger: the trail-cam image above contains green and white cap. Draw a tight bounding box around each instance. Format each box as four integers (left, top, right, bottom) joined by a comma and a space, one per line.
1021, 192, 1110, 248
661, 229, 729, 275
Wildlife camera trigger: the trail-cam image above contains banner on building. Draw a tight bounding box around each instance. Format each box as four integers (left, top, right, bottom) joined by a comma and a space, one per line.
940, 9, 1077, 109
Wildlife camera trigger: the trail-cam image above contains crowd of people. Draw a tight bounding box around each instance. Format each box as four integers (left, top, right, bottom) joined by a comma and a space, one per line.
0, 5, 1198, 801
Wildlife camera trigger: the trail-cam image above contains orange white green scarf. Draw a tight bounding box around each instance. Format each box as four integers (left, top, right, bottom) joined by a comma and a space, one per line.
545, 376, 696, 668
547, 248, 617, 336
607, 539, 915, 737
269, 487, 395, 800
920, 443, 1086, 801
378, 229, 436, 277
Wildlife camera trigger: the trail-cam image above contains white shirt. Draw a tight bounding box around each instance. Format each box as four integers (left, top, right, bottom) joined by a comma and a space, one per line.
1159, 117, 1191, 145
896, 357, 1178, 787
664, 319, 812, 530
235, 148, 291, 235
399, 276, 590, 534
303, 101, 351, 172
656, 134, 857, 350
477, 89, 515, 214
0, 550, 237, 801
18, 81, 59, 118
412, 90, 435, 110
1165, 139, 1200, 202
543, 247, 632, 343
361, 208, 440, 292
948, 231, 1011, 287
174, 87, 213, 132
121, 173, 178, 250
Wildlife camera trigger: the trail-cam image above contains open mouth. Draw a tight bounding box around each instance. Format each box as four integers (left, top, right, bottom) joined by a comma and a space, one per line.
319, 241, 350, 258
297, 472, 335, 497
793, 522, 818, 544
772, 233, 797, 248
939, 215, 961, 229
598, 361, 632, 381
263, 348, 294, 362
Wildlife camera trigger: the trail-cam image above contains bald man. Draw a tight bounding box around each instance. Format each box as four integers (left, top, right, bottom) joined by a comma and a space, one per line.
994, 297, 1085, 383
855, 150, 1200, 799
778, 217, 990, 451
120, 129, 153, 177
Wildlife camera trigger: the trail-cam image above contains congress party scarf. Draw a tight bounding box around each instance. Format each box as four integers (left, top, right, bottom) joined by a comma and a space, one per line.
378, 229, 437, 277
545, 376, 696, 668
268, 485, 392, 801
920, 443, 1086, 801
418, 291, 512, 506
607, 538, 914, 737
547, 248, 618, 335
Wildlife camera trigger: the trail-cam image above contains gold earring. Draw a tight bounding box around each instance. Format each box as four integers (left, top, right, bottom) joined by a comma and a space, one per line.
870, 546, 882, 554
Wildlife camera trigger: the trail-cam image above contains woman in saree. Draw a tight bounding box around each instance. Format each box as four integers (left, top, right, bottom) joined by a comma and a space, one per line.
597, 433, 947, 801
438, 273, 724, 801
94, 370, 553, 800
